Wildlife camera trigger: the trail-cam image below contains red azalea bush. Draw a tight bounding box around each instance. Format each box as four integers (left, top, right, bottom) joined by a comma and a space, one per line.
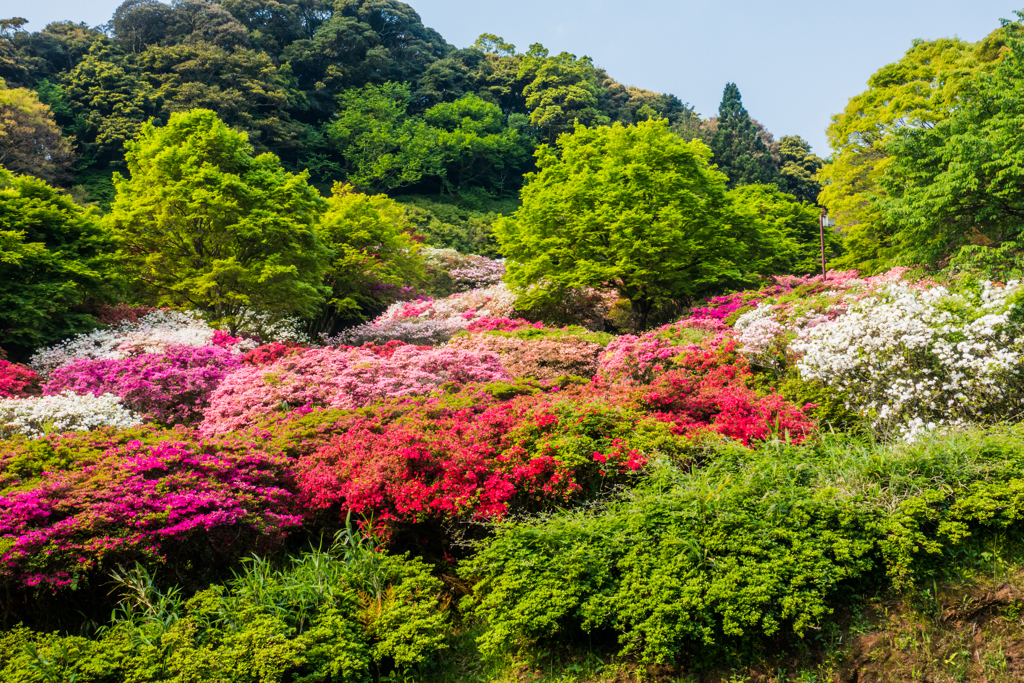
0, 425, 300, 590
91, 302, 161, 327
598, 319, 732, 384
0, 360, 42, 398
43, 345, 241, 425
240, 341, 309, 366
292, 347, 814, 536
202, 343, 510, 435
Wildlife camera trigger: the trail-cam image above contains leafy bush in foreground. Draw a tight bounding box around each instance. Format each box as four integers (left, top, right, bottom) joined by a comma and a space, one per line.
463, 425, 1024, 670
0, 547, 447, 682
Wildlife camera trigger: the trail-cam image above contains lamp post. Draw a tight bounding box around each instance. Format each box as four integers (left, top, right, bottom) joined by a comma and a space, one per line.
819, 209, 835, 282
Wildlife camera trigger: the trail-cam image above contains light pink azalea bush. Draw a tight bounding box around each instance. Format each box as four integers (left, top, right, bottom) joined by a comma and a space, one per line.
201, 343, 510, 434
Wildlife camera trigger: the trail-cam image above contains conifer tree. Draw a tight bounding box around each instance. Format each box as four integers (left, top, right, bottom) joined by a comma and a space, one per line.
709, 83, 778, 188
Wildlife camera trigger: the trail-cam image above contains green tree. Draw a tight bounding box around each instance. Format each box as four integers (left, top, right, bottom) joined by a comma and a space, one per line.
325, 82, 440, 192
424, 94, 532, 196
517, 44, 608, 140
878, 14, 1024, 267
0, 78, 75, 184
496, 119, 750, 330
0, 168, 120, 359
312, 182, 424, 334
709, 83, 779, 188
776, 135, 823, 205
820, 31, 1005, 272
108, 109, 330, 332
728, 184, 840, 276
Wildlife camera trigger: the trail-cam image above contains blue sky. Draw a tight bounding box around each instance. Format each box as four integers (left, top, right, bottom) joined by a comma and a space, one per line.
13, 0, 1020, 156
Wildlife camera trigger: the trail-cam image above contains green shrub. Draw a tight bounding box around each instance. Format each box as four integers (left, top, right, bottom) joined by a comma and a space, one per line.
461, 426, 1024, 670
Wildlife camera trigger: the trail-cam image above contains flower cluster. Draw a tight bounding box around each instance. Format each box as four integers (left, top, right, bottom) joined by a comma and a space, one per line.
0, 361, 41, 398
447, 333, 603, 380
421, 247, 506, 294
0, 428, 299, 588
334, 284, 519, 345
43, 346, 242, 425
0, 391, 142, 438
30, 311, 227, 377
201, 343, 509, 434
465, 317, 545, 333
793, 280, 1024, 440
597, 319, 731, 384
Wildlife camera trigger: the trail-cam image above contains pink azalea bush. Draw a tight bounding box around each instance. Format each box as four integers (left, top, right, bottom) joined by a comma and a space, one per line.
202, 343, 510, 434
598, 319, 732, 384
465, 317, 545, 333
43, 346, 241, 425
0, 426, 300, 589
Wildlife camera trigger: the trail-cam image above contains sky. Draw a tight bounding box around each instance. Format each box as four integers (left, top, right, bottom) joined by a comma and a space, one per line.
12, 0, 1020, 156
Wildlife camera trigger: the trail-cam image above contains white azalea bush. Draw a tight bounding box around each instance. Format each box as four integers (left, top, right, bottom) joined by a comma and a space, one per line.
0, 391, 142, 438
793, 280, 1024, 440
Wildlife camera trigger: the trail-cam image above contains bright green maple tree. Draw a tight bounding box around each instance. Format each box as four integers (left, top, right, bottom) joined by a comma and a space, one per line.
109, 108, 330, 333
879, 14, 1024, 269
496, 118, 753, 330
0, 168, 121, 359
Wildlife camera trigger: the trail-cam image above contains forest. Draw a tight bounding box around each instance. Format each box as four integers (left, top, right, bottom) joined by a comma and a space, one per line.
1, 1, 1024, 681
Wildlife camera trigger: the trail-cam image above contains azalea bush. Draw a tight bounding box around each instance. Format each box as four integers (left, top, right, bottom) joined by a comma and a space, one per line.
202, 343, 509, 434
597, 319, 731, 384
421, 246, 505, 296
0, 360, 40, 398
43, 345, 241, 425
29, 310, 236, 377
293, 356, 813, 537
447, 330, 605, 380
334, 284, 519, 346
0, 391, 142, 438
794, 279, 1024, 440
0, 425, 300, 591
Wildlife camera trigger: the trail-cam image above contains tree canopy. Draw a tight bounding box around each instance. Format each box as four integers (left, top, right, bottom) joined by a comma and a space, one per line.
0, 168, 120, 359
496, 119, 752, 330
709, 83, 779, 189
108, 108, 330, 332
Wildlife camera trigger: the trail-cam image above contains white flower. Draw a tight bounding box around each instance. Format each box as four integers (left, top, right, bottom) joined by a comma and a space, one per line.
0, 391, 142, 438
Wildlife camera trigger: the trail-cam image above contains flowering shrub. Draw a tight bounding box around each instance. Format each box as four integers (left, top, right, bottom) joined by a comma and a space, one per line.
0, 426, 299, 589
0, 391, 142, 438
447, 333, 603, 380
794, 280, 1024, 440
465, 317, 545, 333
91, 303, 161, 326
240, 341, 309, 366
421, 247, 505, 296
202, 343, 509, 434
0, 361, 41, 398
29, 310, 225, 377
295, 358, 813, 536
597, 319, 731, 384
331, 284, 518, 345
43, 346, 241, 425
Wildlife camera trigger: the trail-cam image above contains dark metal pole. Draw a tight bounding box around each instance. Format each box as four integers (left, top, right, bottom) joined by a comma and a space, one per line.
819, 209, 827, 283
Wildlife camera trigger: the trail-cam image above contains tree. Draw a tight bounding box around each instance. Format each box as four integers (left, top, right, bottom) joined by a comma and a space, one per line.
517, 44, 608, 140
496, 119, 751, 331
776, 135, 823, 204
324, 82, 440, 192
424, 94, 532, 196
727, 183, 840, 276
820, 31, 1005, 272
110, 0, 173, 54
108, 109, 330, 332
312, 182, 424, 334
0, 168, 121, 359
878, 14, 1024, 267
709, 83, 779, 188
0, 78, 75, 184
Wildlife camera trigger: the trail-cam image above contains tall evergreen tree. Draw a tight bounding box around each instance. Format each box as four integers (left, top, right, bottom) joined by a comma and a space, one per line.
709, 83, 778, 189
